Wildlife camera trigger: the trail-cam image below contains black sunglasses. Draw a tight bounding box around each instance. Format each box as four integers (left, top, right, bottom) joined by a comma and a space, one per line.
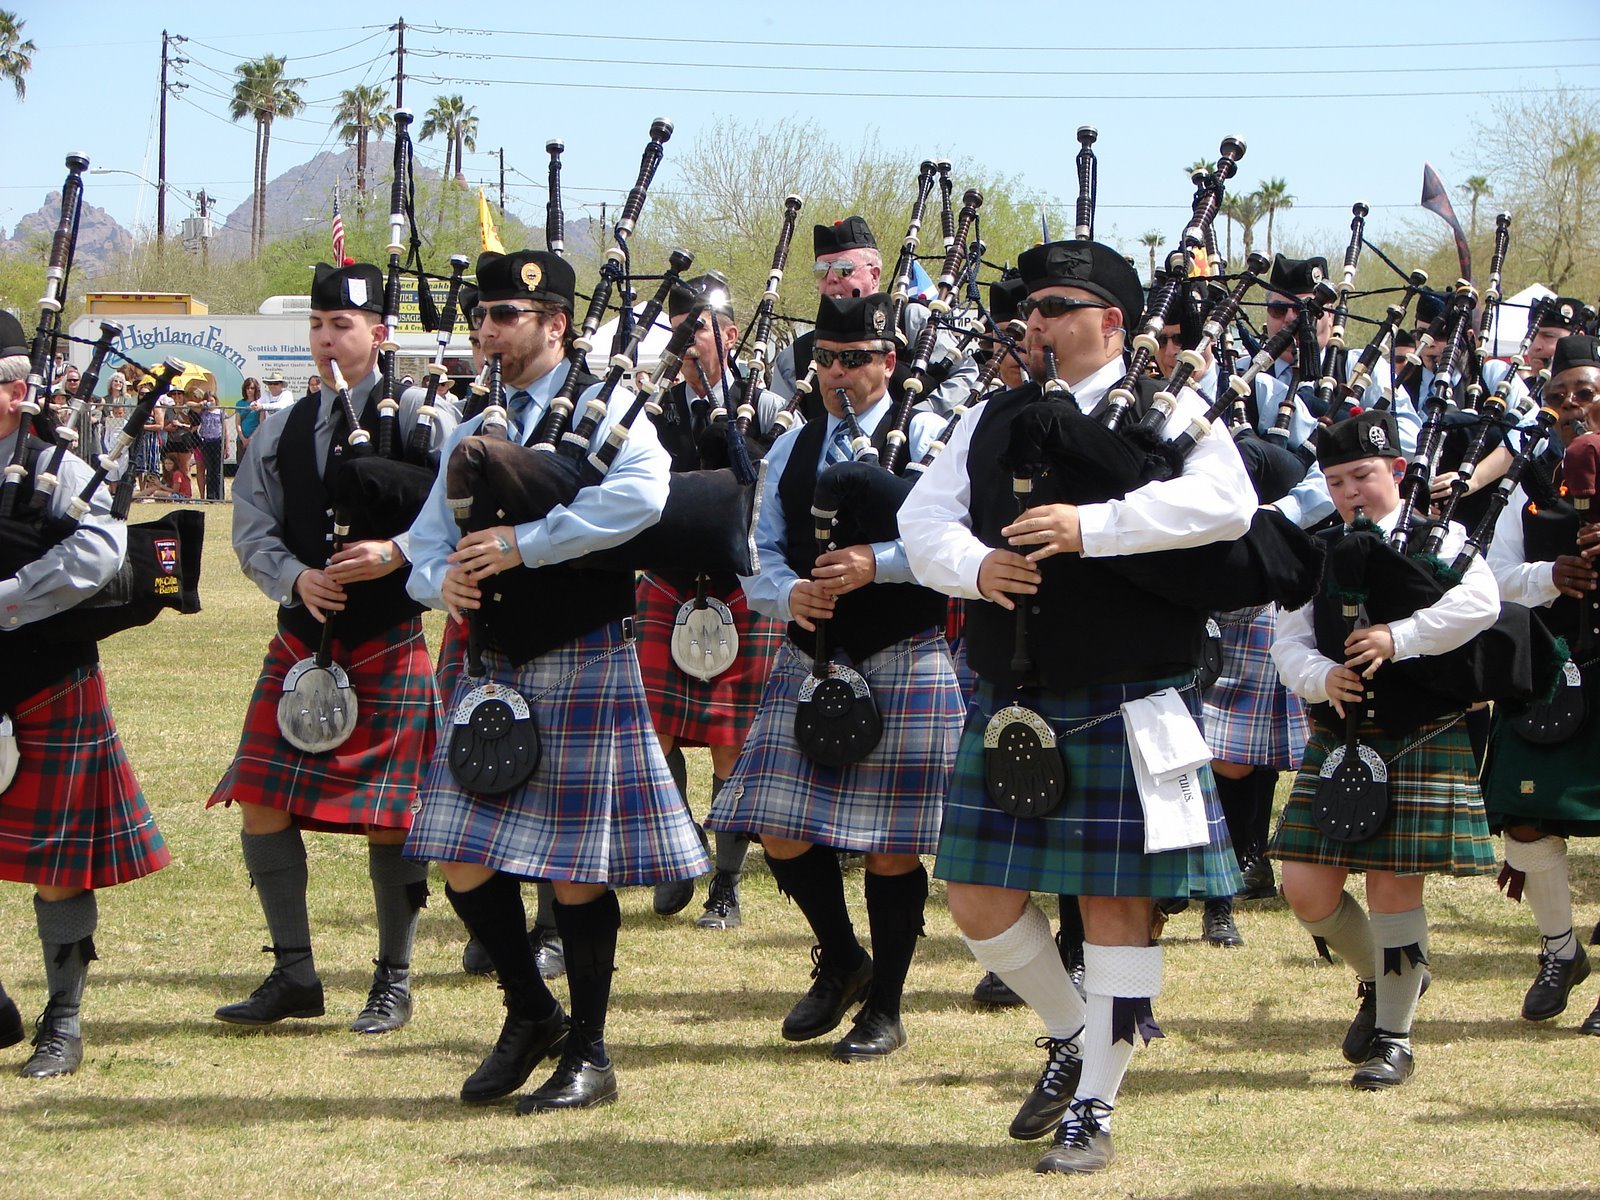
812, 347, 887, 369
470, 303, 548, 326
1019, 296, 1108, 319
1265, 301, 1302, 318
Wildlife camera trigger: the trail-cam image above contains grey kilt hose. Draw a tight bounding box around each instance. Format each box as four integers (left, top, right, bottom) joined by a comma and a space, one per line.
406, 620, 711, 886
708, 632, 963, 855
935, 673, 1243, 898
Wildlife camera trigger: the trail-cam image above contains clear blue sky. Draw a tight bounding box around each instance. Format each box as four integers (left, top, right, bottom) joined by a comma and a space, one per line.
4, 0, 1598, 263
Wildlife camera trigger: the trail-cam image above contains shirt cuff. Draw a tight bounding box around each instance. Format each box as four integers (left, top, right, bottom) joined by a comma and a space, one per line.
1389, 618, 1416, 662
1076, 502, 1112, 558
872, 540, 911, 585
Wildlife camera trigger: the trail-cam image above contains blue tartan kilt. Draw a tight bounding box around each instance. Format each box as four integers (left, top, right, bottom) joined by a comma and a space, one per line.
406, 621, 712, 887
1201, 605, 1308, 768
934, 674, 1242, 899
708, 633, 963, 855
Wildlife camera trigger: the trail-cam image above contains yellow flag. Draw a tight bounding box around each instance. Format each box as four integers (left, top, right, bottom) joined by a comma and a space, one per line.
1189, 245, 1213, 278
477, 188, 504, 253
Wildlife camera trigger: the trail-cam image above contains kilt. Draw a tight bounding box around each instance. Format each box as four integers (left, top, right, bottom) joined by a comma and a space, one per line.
208, 620, 439, 834
407, 620, 711, 886
0, 667, 169, 889
1201, 604, 1308, 768
434, 615, 468, 729
634, 573, 783, 747
934, 674, 1241, 898
1271, 716, 1496, 875
708, 632, 962, 855
1481, 667, 1600, 837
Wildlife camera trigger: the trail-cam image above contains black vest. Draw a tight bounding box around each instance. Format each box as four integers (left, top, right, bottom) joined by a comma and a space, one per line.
648, 381, 744, 593
0, 437, 99, 709
961, 381, 1206, 692
276, 382, 424, 647
1521, 484, 1584, 645
776, 408, 944, 662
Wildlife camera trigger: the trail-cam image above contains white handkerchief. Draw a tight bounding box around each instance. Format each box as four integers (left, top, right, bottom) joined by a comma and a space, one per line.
1121, 689, 1213, 854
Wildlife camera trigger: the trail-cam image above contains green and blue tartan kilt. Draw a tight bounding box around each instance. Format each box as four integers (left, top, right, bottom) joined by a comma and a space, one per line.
407, 621, 712, 886
934, 674, 1242, 899
634, 573, 784, 748
208, 620, 439, 834
1480, 663, 1600, 836
0, 666, 169, 889
1271, 715, 1496, 875
708, 633, 962, 855
1201, 604, 1309, 768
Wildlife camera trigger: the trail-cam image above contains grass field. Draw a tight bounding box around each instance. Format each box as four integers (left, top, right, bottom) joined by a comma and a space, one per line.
2, 500, 1598, 1200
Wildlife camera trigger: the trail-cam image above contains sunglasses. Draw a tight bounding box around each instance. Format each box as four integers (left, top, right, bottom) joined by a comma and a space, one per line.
1018, 296, 1108, 319
813, 259, 862, 278
1154, 332, 1186, 348
812, 347, 887, 369
470, 303, 547, 326
1265, 301, 1302, 319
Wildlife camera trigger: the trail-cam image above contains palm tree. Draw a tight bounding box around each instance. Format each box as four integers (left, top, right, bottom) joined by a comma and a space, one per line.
229, 55, 306, 257
0, 9, 35, 100
1222, 192, 1264, 259
1459, 175, 1492, 239
332, 84, 393, 197
1255, 177, 1295, 257
1183, 158, 1211, 182
420, 94, 479, 184
1138, 230, 1163, 283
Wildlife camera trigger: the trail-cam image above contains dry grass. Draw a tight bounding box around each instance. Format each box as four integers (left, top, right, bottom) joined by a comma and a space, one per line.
2, 501, 1598, 1199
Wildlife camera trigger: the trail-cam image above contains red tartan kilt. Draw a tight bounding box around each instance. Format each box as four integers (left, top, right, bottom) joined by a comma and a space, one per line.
633, 574, 783, 747
208, 620, 439, 833
0, 666, 170, 889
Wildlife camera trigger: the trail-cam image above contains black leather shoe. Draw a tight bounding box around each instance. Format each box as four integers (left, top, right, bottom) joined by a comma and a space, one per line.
972, 970, 1024, 1008
215, 968, 325, 1026
695, 871, 742, 930
1578, 998, 1600, 1036
1522, 941, 1590, 1021
1342, 970, 1430, 1064
1236, 854, 1278, 901
830, 1007, 907, 1062
461, 1002, 570, 1104
1010, 1034, 1084, 1140
462, 937, 493, 976
20, 998, 82, 1079
781, 947, 873, 1042
0, 993, 22, 1050
1351, 1032, 1415, 1090
351, 961, 412, 1034
1034, 1097, 1115, 1174
515, 1045, 618, 1112
1202, 898, 1244, 948
531, 927, 566, 980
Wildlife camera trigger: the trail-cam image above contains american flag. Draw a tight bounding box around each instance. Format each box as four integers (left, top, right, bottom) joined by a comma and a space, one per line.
331, 187, 346, 265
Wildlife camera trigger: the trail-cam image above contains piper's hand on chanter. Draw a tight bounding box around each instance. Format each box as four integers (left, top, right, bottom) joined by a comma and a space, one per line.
1551, 553, 1598, 599
788, 578, 836, 632
326, 538, 405, 584
1428, 471, 1460, 501
450, 525, 522, 581
1576, 522, 1600, 562
441, 565, 482, 625
977, 549, 1041, 612
294, 567, 347, 623
812, 545, 876, 597
1344, 622, 1395, 679
1003, 503, 1082, 562
1324, 664, 1366, 719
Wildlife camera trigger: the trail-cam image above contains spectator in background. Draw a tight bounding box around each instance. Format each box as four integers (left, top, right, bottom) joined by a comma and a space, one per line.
261, 370, 294, 412
236, 377, 263, 462
195, 384, 226, 500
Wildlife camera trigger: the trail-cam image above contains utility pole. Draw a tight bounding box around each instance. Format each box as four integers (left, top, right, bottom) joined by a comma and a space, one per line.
195, 189, 212, 269
498, 147, 506, 215
158, 31, 170, 250
392, 17, 405, 108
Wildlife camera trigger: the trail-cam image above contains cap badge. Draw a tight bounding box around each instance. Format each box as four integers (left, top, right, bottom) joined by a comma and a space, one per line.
871, 308, 888, 334
1310, 265, 1324, 284
1366, 424, 1388, 452
346, 278, 369, 308
521, 261, 544, 291
1561, 303, 1575, 321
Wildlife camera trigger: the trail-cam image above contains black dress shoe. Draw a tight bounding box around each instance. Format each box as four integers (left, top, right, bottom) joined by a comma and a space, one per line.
1236, 854, 1278, 901
1578, 998, 1600, 1036
215, 968, 325, 1026
1522, 942, 1590, 1022
461, 1002, 570, 1104
1034, 1097, 1115, 1174
1202, 898, 1244, 948
531, 927, 566, 980
515, 1046, 618, 1113
0, 994, 22, 1050
351, 962, 412, 1034
1010, 1034, 1084, 1140
781, 947, 873, 1042
462, 937, 493, 976
695, 871, 742, 930
972, 971, 1024, 1008
1342, 970, 1430, 1064
1350, 1032, 1415, 1089
830, 1007, 907, 1062
20, 999, 82, 1079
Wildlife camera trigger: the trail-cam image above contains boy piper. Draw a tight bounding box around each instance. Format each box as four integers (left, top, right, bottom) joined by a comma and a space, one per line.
899, 241, 1255, 1175
404, 249, 708, 1112
210, 262, 453, 1035
1272, 410, 1500, 1089
0, 311, 171, 1077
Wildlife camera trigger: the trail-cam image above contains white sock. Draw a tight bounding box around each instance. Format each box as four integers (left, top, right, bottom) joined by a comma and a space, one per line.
962, 902, 1086, 1039
1076, 943, 1163, 1129
1505, 836, 1576, 957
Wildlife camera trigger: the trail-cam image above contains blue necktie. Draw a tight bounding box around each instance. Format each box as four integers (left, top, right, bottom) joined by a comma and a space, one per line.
506, 389, 534, 439
824, 421, 852, 466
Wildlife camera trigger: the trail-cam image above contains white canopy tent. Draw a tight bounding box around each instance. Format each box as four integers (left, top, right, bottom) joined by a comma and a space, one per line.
1485, 282, 1555, 358
583, 304, 675, 376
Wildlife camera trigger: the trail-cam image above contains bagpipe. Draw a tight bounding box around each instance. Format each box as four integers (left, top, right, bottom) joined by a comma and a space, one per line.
734, 193, 804, 442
